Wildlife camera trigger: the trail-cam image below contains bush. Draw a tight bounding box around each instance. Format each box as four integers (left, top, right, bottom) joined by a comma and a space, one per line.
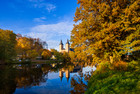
85, 61, 140, 94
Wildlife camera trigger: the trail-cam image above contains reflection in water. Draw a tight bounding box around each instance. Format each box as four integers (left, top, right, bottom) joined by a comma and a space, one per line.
59, 66, 82, 82
0, 63, 95, 94
70, 71, 93, 94
70, 75, 87, 94
0, 65, 16, 94
15, 64, 46, 88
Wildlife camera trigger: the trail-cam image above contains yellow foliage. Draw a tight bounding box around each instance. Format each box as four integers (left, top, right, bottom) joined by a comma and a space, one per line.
41, 49, 52, 60
71, 0, 140, 65
16, 37, 31, 50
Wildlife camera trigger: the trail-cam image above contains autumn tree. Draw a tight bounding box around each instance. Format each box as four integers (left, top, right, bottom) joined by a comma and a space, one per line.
16, 36, 46, 59
16, 37, 31, 58
71, 0, 140, 65
41, 49, 52, 60
0, 29, 17, 63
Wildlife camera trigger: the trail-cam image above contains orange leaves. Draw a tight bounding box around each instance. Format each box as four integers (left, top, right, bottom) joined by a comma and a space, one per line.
17, 37, 31, 50
111, 61, 128, 70
41, 49, 52, 60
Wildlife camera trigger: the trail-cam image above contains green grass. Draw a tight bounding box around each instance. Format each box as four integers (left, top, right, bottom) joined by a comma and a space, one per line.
85, 61, 140, 94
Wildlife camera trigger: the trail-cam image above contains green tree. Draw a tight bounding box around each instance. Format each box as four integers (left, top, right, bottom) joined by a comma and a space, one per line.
42, 49, 52, 60
71, 0, 140, 65
50, 49, 70, 62
0, 29, 17, 63
50, 49, 64, 60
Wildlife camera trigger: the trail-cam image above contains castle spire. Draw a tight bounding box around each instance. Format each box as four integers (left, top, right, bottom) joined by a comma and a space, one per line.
60, 40, 63, 45
66, 39, 70, 44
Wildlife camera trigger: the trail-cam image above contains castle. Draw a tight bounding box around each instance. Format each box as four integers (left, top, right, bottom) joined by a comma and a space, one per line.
59, 39, 70, 53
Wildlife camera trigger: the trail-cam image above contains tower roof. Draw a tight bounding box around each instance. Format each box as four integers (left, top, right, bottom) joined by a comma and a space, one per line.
66, 77, 70, 82
66, 39, 70, 44
60, 40, 63, 45
60, 76, 63, 82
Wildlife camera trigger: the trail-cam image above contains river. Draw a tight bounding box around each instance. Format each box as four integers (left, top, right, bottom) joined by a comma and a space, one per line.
0, 63, 96, 94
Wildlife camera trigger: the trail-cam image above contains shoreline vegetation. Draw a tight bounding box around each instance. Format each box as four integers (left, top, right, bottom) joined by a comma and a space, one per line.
85, 60, 140, 94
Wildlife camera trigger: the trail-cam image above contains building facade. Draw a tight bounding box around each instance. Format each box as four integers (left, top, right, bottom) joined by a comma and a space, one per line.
59, 39, 70, 53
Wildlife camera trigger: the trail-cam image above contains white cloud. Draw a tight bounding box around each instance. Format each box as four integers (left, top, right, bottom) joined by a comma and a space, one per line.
33, 17, 46, 22
45, 4, 56, 12
48, 72, 59, 79
28, 21, 74, 50
47, 40, 59, 50
37, 3, 56, 12
30, 21, 73, 36
28, 0, 56, 12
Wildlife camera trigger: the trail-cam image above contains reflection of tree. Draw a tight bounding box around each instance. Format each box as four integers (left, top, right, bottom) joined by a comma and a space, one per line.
70, 70, 93, 94
0, 65, 17, 94
0, 64, 50, 94
15, 64, 46, 88
41, 64, 51, 74
70, 74, 87, 94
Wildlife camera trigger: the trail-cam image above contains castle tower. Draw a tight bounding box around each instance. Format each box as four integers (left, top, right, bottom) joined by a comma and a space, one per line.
65, 39, 70, 53
59, 70, 63, 82
59, 40, 63, 52
65, 69, 70, 82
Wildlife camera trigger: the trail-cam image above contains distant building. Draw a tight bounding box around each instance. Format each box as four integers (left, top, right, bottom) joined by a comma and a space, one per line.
59, 39, 74, 53
51, 55, 56, 60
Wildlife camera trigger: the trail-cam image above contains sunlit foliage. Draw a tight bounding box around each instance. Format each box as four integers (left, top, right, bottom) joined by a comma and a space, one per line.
42, 49, 52, 60
71, 0, 140, 65
16, 35, 46, 59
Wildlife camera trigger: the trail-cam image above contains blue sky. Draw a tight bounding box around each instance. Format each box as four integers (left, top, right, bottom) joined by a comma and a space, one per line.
0, 0, 78, 50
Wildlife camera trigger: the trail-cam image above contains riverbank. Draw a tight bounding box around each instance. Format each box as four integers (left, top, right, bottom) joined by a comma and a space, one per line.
85, 60, 140, 94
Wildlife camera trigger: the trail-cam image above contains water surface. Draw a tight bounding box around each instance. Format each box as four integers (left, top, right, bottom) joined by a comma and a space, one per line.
0, 63, 95, 94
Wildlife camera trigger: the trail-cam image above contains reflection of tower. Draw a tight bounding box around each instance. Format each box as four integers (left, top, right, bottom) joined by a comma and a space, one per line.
65, 39, 70, 53
59, 70, 63, 81
59, 40, 63, 52
65, 70, 70, 82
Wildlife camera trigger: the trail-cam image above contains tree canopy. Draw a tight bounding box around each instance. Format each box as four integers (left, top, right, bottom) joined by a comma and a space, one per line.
71, 0, 140, 64
16, 35, 46, 59
0, 29, 17, 62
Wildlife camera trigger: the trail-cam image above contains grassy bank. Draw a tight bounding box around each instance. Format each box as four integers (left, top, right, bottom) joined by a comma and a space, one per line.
85, 60, 140, 94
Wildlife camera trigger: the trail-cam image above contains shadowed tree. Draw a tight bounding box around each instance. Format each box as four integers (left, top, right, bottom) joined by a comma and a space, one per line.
0, 29, 17, 63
